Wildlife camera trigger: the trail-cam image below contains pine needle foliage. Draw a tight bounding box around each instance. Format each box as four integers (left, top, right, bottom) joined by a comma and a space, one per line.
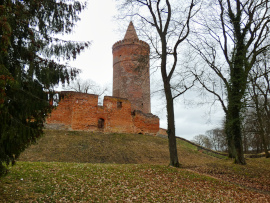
0, 0, 90, 176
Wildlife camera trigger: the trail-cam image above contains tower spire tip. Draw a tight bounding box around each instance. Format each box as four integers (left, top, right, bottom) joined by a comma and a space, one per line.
124, 21, 139, 40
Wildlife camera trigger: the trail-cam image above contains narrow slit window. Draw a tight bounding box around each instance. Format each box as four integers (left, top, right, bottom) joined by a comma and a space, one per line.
98, 118, 104, 129
117, 101, 122, 108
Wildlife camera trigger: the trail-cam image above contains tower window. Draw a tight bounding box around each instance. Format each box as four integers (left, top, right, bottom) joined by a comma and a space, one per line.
117, 101, 122, 108
98, 118, 104, 129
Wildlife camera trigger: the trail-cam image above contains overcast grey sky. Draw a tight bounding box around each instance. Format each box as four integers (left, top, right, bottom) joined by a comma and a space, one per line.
62, 0, 225, 140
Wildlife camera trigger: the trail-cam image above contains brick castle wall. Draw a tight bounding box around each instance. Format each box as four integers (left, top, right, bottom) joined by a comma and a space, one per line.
46, 92, 159, 135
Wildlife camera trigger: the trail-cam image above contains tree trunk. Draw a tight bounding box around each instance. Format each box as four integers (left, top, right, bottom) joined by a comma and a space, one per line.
233, 120, 246, 164
225, 114, 236, 158
227, 86, 246, 164
224, 1, 247, 165
164, 81, 180, 167
244, 133, 248, 154
159, 31, 180, 167
258, 118, 270, 158
262, 134, 270, 158
226, 56, 246, 164
226, 101, 246, 164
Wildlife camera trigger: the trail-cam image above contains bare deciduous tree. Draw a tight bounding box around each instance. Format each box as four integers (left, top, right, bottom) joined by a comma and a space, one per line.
189, 0, 270, 164
206, 128, 227, 152
247, 53, 270, 157
192, 134, 212, 149
242, 106, 270, 154
116, 0, 198, 167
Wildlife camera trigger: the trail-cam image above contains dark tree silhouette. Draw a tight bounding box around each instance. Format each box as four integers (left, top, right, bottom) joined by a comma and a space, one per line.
0, 0, 90, 175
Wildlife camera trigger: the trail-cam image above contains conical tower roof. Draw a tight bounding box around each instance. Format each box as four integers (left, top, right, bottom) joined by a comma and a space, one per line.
124, 21, 139, 40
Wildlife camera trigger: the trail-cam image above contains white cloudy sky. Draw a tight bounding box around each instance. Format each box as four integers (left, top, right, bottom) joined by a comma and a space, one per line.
62, 0, 225, 140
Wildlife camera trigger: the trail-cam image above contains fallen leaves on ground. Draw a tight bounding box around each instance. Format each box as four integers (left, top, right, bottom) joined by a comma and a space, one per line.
184, 158, 270, 196
0, 162, 269, 202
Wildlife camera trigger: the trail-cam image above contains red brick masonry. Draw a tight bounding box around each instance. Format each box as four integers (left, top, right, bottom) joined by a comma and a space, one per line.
46, 91, 160, 135
112, 22, 151, 114
46, 22, 164, 135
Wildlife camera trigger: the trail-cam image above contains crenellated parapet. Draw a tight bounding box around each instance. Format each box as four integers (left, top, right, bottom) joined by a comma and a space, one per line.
46, 91, 159, 135
112, 38, 150, 51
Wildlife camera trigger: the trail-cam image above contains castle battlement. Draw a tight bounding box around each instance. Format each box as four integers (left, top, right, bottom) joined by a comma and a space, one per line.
112, 39, 150, 50
46, 91, 159, 134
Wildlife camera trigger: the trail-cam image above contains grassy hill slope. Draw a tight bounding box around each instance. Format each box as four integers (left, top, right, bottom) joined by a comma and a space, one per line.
19, 129, 214, 166
1, 130, 268, 202
2, 162, 270, 202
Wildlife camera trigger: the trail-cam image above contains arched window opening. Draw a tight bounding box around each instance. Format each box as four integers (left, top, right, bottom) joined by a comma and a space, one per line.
98, 118, 104, 129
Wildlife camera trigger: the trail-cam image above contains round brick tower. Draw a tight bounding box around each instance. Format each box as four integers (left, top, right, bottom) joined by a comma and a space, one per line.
112, 21, 151, 113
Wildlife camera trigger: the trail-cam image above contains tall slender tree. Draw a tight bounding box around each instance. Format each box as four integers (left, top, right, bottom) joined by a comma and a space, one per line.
0, 0, 90, 175
117, 0, 197, 167
247, 52, 270, 158
189, 0, 270, 164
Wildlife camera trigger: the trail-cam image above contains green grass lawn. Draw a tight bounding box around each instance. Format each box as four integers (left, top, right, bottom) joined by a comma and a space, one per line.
1, 130, 270, 202
1, 161, 269, 202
